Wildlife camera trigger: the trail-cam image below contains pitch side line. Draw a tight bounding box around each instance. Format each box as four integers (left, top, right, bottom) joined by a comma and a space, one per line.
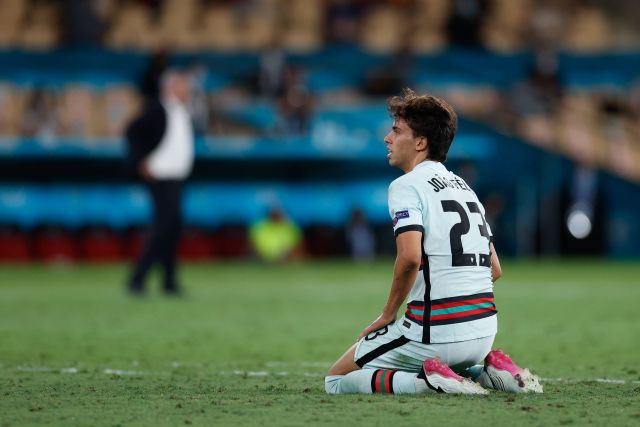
9, 365, 640, 384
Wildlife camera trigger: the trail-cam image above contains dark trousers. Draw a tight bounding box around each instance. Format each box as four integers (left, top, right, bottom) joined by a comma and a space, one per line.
128, 179, 183, 292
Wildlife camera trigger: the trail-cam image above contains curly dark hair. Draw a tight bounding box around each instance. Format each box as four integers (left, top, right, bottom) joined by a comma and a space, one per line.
387, 88, 458, 162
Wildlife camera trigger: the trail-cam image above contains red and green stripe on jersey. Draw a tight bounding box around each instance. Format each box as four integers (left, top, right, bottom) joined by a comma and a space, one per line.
370, 369, 397, 394
405, 292, 497, 326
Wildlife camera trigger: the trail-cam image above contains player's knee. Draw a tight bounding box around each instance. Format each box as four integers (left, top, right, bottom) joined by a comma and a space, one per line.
324, 375, 343, 394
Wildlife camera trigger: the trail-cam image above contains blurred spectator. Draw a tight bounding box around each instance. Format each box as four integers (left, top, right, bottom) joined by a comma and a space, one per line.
447, 0, 489, 48
530, 0, 568, 50
511, 51, 563, 116
250, 207, 303, 262
345, 208, 375, 261
21, 88, 58, 143
139, 0, 164, 18
278, 66, 313, 135
510, 51, 562, 146
325, 0, 366, 45
126, 70, 194, 296
364, 37, 412, 96
61, 0, 106, 45
259, 39, 286, 99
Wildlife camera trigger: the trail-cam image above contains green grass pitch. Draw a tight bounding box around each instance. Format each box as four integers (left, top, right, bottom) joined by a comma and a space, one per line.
1, 259, 639, 426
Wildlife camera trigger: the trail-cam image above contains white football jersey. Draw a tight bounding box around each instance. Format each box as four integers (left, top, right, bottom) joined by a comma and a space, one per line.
389, 161, 497, 344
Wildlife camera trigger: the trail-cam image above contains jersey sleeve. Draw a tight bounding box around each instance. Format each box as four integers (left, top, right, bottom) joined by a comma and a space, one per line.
388, 179, 424, 237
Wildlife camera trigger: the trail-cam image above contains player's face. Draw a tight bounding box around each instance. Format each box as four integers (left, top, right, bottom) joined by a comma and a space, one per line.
384, 118, 419, 172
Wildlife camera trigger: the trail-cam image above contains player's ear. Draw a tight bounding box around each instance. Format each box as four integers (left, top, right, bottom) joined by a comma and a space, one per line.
416, 136, 428, 152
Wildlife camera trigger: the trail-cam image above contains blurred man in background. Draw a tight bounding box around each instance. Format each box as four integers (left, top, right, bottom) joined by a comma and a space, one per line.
125, 70, 194, 296
250, 207, 303, 262
345, 208, 375, 262
325, 89, 542, 395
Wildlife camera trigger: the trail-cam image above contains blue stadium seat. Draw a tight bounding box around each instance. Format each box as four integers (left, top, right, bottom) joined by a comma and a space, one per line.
219, 101, 278, 131
0, 182, 402, 230
0, 186, 40, 229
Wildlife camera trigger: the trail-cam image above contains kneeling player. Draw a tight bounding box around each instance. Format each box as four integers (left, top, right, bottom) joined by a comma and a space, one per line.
325, 89, 542, 395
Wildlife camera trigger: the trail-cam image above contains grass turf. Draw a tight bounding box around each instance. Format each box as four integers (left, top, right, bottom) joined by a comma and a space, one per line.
1, 259, 639, 426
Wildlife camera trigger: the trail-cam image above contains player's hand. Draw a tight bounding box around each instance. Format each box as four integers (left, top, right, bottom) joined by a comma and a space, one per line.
357, 313, 396, 341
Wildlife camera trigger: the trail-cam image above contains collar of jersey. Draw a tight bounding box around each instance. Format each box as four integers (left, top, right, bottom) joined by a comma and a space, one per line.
413, 160, 444, 172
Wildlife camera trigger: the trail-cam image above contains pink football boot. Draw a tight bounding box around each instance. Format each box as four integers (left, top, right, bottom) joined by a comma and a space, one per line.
419, 358, 488, 395
479, 349, 543, 393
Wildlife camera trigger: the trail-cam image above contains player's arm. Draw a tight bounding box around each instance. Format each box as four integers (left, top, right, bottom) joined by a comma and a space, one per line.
358, 230, 422, 339
490, 241, 502, 282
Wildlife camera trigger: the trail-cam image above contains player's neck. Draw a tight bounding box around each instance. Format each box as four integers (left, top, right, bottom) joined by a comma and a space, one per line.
402, 156, 433, 173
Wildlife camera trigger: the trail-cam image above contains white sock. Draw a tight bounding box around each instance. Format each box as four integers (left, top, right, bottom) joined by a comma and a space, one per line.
325, 369, 431, 394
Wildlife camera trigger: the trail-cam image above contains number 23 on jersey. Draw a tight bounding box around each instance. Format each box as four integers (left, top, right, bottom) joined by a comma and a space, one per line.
441, 200, 491, 268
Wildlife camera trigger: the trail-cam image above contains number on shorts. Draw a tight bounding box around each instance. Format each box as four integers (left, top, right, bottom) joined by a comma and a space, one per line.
365, 326, 389, 341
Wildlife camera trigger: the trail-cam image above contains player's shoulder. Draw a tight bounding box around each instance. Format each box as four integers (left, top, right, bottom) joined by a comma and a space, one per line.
389, 173, 412, 188
389, 171, 422, 195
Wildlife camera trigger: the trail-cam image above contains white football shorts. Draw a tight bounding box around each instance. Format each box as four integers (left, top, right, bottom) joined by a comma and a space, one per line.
354, 321, 495, 373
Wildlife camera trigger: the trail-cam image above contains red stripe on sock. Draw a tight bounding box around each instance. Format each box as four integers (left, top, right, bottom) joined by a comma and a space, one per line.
374, 370, 383, 393
384, 370, 393, 393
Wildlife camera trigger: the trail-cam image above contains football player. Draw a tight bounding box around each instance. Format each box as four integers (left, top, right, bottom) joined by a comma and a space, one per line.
325, 89, 542, 395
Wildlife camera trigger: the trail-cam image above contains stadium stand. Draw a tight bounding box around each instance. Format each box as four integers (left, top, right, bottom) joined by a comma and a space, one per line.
1, 0, 640, 260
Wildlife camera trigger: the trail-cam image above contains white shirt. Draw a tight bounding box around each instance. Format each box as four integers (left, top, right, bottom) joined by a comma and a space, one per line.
388, 161, 497, 344
147, 96, 194, 180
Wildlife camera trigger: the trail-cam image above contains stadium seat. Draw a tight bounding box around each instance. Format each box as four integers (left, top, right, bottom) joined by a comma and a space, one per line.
281, 0, 323, 52
214, 225, 250, 258
360, 5, 404, 53
19, 0, 59, 49
33, 227, 78, 262
0, 84, 24, 136
58, 84, 99, 138
304, 225, 345, 257
0, 0, 27, 48
483, 0, 531, 52
99, 85, 140, 138
178, 228, 217, 260
106, 2, 158, 50
563, 5, 612, 52
0, 186, 42, 229
199, 5, 241, 51
124, 227, 145, 260
409, 0, 448, 53
0, 228, 31, 261
78, 227, 125, 262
